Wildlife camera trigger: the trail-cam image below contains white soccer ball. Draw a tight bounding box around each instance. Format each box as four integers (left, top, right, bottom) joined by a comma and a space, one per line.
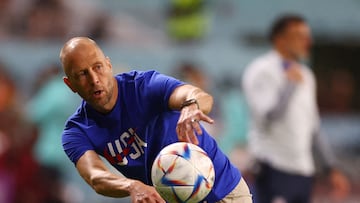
151, 142, 215, 203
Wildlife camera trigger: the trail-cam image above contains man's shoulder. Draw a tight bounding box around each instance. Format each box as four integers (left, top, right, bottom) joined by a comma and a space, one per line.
243, 51, 279, 77
64, 102, 91, 131
115, 70, 160, 81
247, 51, 278, 68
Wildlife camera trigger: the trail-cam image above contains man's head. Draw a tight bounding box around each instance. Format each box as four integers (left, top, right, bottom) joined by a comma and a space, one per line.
60, 37, 117, 113
269, 14, 312, 61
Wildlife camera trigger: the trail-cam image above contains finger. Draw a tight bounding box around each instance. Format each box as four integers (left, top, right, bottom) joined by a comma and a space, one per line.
182, 134, 191, 143
176, 126, 181, 139
189, 131, 199, 145
184, 123, 196, 143
154, 194, 166, 203
148, 198, 157, 203
191, 120, 203, 135
153, 189, 166, 203
186, 125, 199, 145
155, 199, 166, 203
199, 113, 214, 124
176, 126, 191, 142
182, 123, 193, 143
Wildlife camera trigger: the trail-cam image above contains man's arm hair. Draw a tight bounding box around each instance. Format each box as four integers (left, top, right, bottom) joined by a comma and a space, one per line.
76, 150, 133, 197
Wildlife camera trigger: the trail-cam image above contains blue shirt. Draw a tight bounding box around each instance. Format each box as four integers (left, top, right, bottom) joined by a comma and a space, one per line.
62, 70, 241, 202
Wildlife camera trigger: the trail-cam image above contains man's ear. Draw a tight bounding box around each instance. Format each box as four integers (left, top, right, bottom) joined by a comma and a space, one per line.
63, 77, 77, 93
106, 56, 112, 70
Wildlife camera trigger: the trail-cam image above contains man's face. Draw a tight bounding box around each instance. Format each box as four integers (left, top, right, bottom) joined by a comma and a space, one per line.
281, 22, 312, 60
64, 46, 116, 113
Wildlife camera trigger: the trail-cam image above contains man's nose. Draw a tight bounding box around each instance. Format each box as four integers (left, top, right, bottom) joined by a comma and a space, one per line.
89, 70, 99, 85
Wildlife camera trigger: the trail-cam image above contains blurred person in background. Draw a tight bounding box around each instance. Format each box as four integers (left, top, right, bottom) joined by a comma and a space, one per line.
0, 64, 17, 113
0, 0, 69, 40
166, 0, 209, 43
0, 0, 113, 41
0, 0, 16, 40
172, 61, 221, 137
26, 63, 85, 203
242, 14, 350, 203
318, 68, 356, 113
215, 74, 250, 177
23, 0, 68, 40
0, 63, 64, 203
0, 0, 31, 40
0, 63, 19, 203
27, 63, 80, 169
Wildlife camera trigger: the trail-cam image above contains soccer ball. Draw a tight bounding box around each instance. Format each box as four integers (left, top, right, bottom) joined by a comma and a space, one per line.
151, 142, 215, 203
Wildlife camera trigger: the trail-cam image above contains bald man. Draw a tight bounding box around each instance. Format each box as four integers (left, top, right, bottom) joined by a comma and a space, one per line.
60, 37, 252, 203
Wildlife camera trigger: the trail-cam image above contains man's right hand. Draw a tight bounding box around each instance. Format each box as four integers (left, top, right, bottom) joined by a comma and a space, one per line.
285, 63, 303, 83
129, 180, 166, 203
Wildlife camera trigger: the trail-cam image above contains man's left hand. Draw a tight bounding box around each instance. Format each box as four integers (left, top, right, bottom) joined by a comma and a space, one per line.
176, 104, 214, 145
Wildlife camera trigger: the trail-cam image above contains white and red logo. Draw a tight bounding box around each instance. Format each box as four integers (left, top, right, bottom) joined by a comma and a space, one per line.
103, 128, 147, 166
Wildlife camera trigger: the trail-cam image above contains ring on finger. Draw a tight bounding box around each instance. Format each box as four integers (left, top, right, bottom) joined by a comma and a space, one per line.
191, 118, 198, 123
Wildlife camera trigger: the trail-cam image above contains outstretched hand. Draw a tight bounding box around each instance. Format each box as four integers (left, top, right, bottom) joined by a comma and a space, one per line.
129, 180, 165, 203
176, 103, 214, 145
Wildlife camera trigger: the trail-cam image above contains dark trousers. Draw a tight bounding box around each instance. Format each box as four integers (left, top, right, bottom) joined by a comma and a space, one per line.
254, 162, 313, 203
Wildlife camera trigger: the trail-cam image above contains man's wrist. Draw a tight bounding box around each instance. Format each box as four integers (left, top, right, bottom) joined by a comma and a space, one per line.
180, 99, 199, 110
127, 179, 139, 194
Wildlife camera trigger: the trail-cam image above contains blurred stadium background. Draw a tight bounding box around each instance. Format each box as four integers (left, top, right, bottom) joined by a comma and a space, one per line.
0, 0, 359, 202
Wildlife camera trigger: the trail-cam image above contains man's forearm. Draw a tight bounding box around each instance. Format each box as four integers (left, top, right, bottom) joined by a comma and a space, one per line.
76, 151, 134, 198
85, 169, 164, 201
85, 170, 133, 197
185, 87, 213, 115
313, 130, 337, 172
169, 84, 213, 115
266, 81, 296, 121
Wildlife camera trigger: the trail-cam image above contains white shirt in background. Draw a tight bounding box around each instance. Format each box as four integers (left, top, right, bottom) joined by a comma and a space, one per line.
242, 50, 320, 176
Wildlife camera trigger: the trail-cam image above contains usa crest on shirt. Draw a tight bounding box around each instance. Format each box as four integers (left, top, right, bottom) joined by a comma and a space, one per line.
103, 128, 147, 166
